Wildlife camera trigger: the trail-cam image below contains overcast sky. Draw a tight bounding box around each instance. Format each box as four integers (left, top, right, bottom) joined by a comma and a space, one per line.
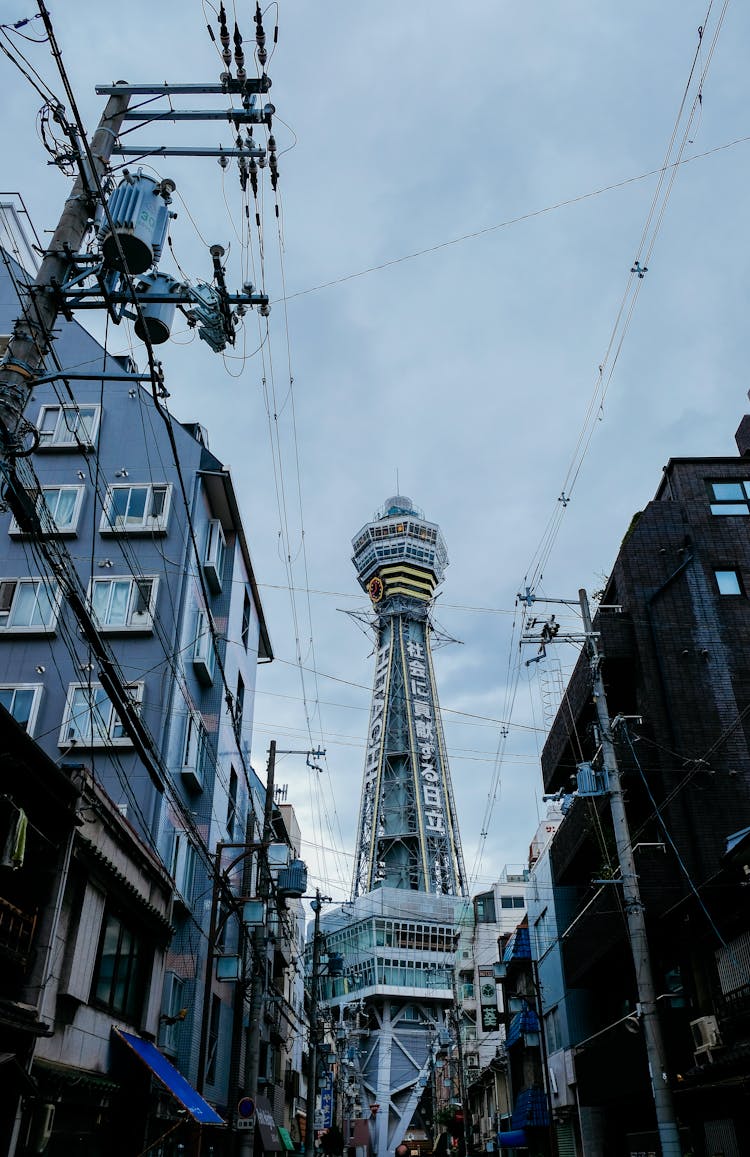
2, 1, 749, 903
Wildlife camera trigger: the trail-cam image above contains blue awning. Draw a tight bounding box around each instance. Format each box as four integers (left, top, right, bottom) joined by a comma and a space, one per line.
114, 1028, 224, 1125
505, 1006, 540, 1048
511, 1087, 549, 1129
502, 925, 531, 963
497, 1130, 527, 1149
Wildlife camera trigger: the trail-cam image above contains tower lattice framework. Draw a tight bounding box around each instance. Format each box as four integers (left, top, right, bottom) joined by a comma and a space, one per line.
351, 496, 466, 898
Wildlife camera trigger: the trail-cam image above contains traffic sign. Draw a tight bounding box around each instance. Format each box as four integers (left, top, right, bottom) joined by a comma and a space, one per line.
237, 1118, 255, 1132
238, 1097, 255, 1119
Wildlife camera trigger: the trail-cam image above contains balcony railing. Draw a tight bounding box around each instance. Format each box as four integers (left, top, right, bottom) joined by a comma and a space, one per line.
0, 894, 36, 964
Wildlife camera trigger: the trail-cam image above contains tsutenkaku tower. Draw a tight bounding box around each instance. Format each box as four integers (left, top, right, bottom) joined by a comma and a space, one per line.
351, 496, 466, 899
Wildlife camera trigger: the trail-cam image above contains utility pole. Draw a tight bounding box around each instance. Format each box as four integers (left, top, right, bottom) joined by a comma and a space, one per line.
0, 88, 130, 452
242, 740, 277, 1157
578, 589, 681, 1157
304, 891, 326, 1157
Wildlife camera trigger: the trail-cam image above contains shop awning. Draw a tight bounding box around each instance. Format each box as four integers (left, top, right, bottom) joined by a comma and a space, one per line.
113, 1029, 224, 1125
278, 1126, 296, 1150
497, 1130, 527, 1149
255, 1092, 283, 1151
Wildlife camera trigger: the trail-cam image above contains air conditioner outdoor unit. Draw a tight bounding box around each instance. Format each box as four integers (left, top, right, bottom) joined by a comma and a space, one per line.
690, 1015, 721, 1050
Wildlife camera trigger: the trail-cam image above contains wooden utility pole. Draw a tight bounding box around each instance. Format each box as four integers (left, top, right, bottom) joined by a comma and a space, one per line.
578, 589, 681, 1157
0, 88, 130, 453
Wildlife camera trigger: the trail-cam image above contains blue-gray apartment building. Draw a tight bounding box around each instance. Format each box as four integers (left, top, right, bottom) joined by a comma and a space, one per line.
0, 199, 272, 1119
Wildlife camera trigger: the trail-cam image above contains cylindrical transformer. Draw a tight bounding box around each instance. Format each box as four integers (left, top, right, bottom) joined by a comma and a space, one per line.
133, 273, 178, 345
99, 172, 173, 275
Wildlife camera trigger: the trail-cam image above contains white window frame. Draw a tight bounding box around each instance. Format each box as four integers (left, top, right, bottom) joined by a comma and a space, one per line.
36, 403, 100, 449
88, 575, 159, 631
100, 483, 172, 534
181, 709, 208, 791
193, 609, 216, 685
204, 519, 226, 593
9, 484, 85, 536
58, 682, 143, 748
0, 577, 60, 633
0, 683, 43, 735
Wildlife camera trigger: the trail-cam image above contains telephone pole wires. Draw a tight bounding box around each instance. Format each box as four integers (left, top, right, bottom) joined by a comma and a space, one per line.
0, 87, 130, 453
577, 589, 681, 1157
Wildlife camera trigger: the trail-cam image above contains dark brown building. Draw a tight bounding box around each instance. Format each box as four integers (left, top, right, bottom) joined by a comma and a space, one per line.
539, 420, 750, 1156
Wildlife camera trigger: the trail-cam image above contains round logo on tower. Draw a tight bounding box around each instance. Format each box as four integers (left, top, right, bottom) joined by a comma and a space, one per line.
368, 576, 384, 603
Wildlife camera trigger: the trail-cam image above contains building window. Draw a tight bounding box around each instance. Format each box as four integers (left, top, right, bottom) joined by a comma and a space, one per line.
92, 909, 146, 1019
235, 673, 245, 729
708, 480, 750, 515
161, 973, 185, 1053
715, 569, 743, 596
59, 682, 142, 748
204, 519, 226, 593
500, 895, 525, 909
0, 578, 59, 633
205, 994, 221, 1086
90, 576, 158, 630
193, 610, 216, 685
227, 766, 238, 838
9, 485, 85, 536
170, 829, 197, 901
181, 710, 208, 792
241, 590, 252, 650
0, 684, 43, 734
101, 484, 171, 534
37, 403, 100, 449
544, 1006, 562, 1053
474, 891, 496, 923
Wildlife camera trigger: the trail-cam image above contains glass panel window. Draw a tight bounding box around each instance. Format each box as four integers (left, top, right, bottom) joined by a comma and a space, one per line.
0, 578, 57, 631
59, 683, 142, 748
9, 486, 84, 535
715, 569, 743, 595
241, 590, 252, 650
102, 484, 171, 533
90, 576, 157, 630
709, 480, 750, 515
227, 766, 238, 838
0, 684, 42, 734
37, 404, 100, 448
92, 910, 146, 1019
204, 519, 226, 592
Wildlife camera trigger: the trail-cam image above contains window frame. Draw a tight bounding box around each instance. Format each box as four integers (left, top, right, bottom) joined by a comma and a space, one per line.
9, 484, 85, 536
100, 483, 172, 535
204, 518, 227, 593
91, 907, 148, 1020
714, 568, 744, 596
58, 681, 143, 748
241, 589, 252, 650
708, 479, 750, 516
193, 609, 216, 685
36, 403, 101, 450
0, 683, 43, 734
0, 577, 60, 633
88, 574, 158, 631
181, 709, 209, 792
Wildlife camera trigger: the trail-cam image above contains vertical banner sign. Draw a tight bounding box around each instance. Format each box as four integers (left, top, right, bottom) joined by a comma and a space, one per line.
479, 968, 500, 1032
406, 637, 447, 835
319, 1075, 334, 1128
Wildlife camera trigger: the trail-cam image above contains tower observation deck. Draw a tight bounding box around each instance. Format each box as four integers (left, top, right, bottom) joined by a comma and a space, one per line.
351, 496, 466, 898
